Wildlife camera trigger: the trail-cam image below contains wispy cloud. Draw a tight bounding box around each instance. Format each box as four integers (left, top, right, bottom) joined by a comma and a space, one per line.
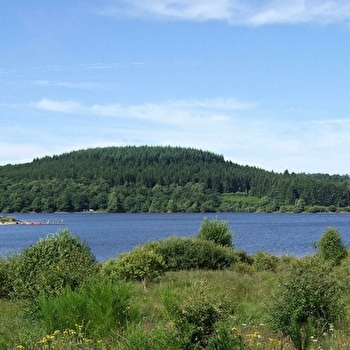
98, 0, 350, 26
35, 97, 255, 124
31, 80, 106, 90
35, 98, 83, 114
4, 97, 350, 173
0, 60, 200, 76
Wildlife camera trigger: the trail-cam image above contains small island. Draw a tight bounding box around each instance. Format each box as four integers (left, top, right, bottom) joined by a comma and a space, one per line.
0, 216, 65, 226
0, 216, 18, 225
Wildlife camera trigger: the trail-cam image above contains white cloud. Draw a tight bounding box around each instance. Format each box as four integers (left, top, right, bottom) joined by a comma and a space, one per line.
0, 142, 48, 165
34, 97, 254, 124
32, 80, 106, 90
247, 0, 350, 25
4, 97, 350, 174
35, 98, 84, 113
98, 0, 350, 26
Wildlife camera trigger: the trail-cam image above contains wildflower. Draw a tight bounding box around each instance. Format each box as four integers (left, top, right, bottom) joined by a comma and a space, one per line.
37, 338, 47, 345
269, 337, 282, 346
16, 346, 25, 350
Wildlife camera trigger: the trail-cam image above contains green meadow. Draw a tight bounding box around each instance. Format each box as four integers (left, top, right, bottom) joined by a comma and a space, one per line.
1, 218, 350, 350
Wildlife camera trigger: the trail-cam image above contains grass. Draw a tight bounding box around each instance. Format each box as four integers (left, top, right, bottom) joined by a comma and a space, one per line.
0, 266, 298, 349
0, 300, 45, 349
2, 246, 350, 349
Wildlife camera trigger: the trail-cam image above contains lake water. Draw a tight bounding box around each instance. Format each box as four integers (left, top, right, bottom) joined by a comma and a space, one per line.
1, 212, 350, 261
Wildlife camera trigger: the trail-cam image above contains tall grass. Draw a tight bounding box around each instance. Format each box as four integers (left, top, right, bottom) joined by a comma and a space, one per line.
38, 279, 138, 339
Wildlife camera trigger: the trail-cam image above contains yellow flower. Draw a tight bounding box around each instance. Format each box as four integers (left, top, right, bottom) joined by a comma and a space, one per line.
16, 346, 25, 350
231, 327, 242, 336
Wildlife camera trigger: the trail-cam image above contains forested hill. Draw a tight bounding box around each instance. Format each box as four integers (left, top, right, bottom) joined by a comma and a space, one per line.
0, 145, 350, 213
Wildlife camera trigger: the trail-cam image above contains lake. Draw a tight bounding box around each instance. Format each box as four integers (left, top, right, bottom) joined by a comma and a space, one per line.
1, 212, 350, 261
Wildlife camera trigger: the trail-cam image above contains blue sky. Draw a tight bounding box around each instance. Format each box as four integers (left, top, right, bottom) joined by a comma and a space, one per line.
2, 1, 350, 174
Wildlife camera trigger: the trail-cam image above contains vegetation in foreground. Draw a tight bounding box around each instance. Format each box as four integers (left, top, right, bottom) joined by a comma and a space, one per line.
0, 218, 350, 349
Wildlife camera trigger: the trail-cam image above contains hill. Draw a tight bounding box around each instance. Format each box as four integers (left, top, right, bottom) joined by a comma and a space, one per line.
0, 145, 349, 213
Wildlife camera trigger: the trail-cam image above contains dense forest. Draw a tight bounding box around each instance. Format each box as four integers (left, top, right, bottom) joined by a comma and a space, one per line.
1, 145, 350, 213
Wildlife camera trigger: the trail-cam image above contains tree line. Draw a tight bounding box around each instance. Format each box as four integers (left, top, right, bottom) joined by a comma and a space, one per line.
0, 145, 350, 213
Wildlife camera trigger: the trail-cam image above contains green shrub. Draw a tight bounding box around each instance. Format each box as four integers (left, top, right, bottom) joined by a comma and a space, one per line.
149, 237, 237, 271
234, 250, 254, 265
307, 206, 326, 213
11, 229, 96, 300
197, 217, 233, 247
316, 227, 348, 266
253, 251, 278, 272
233, 261, 255, 274
162, 286, 227, 349
0, 253, 20, 299
269, 258, 344, 350
38, 280, 136, 338
102, 246, 166, 288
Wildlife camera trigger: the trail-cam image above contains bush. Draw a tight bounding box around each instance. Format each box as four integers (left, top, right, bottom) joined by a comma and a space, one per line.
307, 206, 326, 213
0, 253, 20, 299
316, 227, 348, 266
162, 286, 227, 349
11, 229, 96, 300
149, 237, 237, 271
38, 280, 136, 338
269, 258, 344, 350
253, 251, 278, 272
197, 217, 233, 247
101, 245, 166, 288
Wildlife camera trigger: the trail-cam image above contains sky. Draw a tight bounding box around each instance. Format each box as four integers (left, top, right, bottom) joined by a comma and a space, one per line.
2, 0, 350, 174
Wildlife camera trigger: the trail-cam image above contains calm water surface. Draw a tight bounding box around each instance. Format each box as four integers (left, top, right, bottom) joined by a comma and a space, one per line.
1, 212, 350, 261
